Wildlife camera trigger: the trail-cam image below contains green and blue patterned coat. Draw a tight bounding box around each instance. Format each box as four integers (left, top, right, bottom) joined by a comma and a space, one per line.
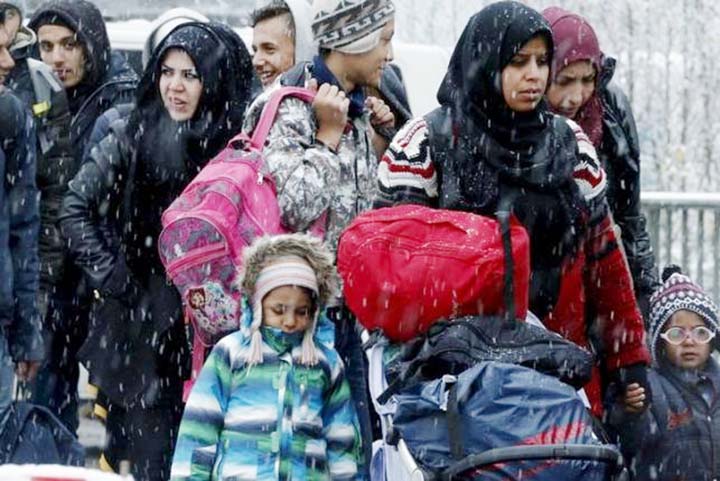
170, 297, 363, 481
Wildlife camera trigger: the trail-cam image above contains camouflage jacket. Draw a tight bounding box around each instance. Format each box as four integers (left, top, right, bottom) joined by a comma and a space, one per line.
242, 64, 378, 253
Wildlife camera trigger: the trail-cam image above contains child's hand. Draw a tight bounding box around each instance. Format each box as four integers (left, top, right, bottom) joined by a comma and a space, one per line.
623, 383, 646, 413
366, 96, 395, 129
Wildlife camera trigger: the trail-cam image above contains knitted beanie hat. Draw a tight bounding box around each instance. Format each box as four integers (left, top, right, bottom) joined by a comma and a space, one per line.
648, 265, 720, 363
311, 0, 395, 54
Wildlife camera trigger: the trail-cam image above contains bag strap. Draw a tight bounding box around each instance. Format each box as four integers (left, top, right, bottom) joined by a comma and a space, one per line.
496, 193, 518, 323
446, 381, 464, 460
423, 107, 453, 179
230, 87, 316, 151
377, 320, 462, 404
425, 109, 518, 321
0, 401, 33, 463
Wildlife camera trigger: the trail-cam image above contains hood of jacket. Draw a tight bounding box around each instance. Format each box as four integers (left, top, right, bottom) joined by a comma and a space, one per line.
141, 7, 210, 68
9, 27, 36, 59
2, 2, 35, 59
239, 234, 339, 311
29, 1, 112, 94
254, 0, 317, 65
285, 0, 317, 64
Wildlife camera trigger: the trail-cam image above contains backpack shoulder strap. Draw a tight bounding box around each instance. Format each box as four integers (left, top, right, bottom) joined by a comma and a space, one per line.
226, 87, 317, 153
26, 58, 71, 155
26, 58, 67, 118
246, 87, 316, 150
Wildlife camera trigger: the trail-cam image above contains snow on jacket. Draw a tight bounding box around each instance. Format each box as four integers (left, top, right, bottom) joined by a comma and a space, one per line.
242, 62, 378, 253
598, 59, 660, 316
170, 300, 362, 481
608, 358, 720, 481
58, 23, 254, 407
0, 89, 42, 361
57, 115, 190, 407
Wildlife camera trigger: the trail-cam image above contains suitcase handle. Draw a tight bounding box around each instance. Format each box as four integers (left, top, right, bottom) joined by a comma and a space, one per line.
441, 443, 625, 481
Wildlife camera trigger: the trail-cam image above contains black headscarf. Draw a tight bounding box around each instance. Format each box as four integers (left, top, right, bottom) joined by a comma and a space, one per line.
438, 0, 555, 155
435, 1, 587, 319
128, 21, 254, 190
29, 0, 112, 113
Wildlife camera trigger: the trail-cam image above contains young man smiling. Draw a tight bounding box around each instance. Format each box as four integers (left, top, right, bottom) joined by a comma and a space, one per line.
251, 0, 316, 89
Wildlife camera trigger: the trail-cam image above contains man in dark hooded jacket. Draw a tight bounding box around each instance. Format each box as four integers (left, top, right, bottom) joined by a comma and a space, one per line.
15, 0, 138, 434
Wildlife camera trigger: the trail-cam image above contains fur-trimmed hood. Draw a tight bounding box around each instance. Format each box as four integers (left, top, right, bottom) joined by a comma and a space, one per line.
239, 233, 338, 309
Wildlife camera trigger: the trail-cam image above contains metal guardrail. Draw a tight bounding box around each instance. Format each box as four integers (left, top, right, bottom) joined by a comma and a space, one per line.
641, 191, 720, 302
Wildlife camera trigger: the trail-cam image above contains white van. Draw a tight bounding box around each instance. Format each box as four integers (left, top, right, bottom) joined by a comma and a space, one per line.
105, 18, 450, 117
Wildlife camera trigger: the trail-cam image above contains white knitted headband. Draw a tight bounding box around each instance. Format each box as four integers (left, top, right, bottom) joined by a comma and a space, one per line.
252, 256, 319, 309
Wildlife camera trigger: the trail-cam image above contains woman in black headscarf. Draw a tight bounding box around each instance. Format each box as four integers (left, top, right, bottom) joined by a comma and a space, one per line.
59, 22, 254, 481
377, 1, 650, 417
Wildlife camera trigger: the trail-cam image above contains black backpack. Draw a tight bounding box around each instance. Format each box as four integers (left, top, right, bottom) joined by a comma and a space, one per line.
378, 315, 595, 405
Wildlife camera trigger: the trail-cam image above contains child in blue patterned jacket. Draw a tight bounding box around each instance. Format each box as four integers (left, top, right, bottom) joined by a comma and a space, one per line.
170, 233, 363, 481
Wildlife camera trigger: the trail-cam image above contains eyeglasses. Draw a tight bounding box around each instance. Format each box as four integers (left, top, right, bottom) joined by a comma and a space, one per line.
660, 326, 716, 345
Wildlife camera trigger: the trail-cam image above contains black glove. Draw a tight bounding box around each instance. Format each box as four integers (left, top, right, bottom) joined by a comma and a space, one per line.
618, 363, 652, 409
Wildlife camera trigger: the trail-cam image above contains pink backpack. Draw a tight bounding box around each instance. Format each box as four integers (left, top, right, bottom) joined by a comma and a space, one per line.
158, 87, 321, 399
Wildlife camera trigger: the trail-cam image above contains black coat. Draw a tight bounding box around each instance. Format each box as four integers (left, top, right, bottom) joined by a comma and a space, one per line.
58, 22, 254, 408
0, 90, 42, 362
598, 58, 659, 316
59, 116, 189, 408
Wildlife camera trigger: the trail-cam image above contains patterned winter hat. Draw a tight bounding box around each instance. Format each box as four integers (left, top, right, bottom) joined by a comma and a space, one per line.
311, 0, 395, 54
648, 265, 720, 362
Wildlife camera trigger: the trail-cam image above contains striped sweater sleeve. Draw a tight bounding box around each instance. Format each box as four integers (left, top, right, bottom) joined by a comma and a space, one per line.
376, 116, 439, 208
171, 339, 234, 481
567, 118, 651, 370
323, 362, 364, 481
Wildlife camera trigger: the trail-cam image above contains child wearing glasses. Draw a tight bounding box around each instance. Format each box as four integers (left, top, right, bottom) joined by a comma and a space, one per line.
608, 265, 720, 481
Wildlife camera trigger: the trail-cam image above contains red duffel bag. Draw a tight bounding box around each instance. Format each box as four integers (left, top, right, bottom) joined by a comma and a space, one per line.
337, 205, 530, 342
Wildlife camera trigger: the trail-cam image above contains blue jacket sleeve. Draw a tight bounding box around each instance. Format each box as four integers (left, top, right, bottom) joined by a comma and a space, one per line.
170, 340, 232, 481
322, 362, 364, 481
4, 95, 42, 361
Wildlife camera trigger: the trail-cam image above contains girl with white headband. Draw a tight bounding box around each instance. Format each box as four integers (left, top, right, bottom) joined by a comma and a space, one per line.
170, 233, 363, 481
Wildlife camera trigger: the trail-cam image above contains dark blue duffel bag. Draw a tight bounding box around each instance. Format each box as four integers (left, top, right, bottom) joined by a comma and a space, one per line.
392, 361, 623, 480
0, 401, 85, 465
